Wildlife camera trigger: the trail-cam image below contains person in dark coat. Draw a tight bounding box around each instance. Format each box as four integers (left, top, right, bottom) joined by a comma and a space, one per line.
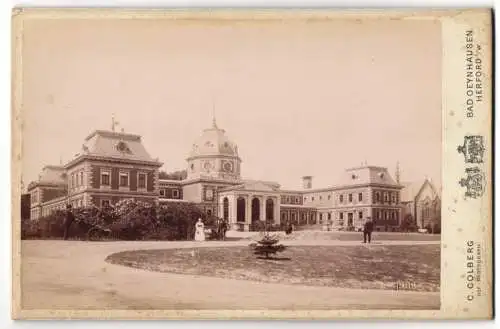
363, 217, 374, 244
63, 204, 75, 240
285, 220, 293, 235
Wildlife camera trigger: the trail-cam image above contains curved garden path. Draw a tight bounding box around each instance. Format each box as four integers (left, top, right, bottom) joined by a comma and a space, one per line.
21, 237, 440, 311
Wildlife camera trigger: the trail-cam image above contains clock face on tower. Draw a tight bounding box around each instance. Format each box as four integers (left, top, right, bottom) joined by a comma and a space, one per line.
203, 161, 214, 173
223, 161, 234, 173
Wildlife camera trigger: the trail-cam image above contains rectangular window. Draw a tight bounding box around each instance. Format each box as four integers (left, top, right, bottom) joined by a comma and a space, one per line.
359, 211, 363, 219
101, 170, 110, 186
348, 194, 353, 202
138, 173, 147, 188
80, 172, 84, 186
205, 189, 213, 201
339, 212, 344, 220
339, 195, 344, 203
384, 193, 389, 202
328, 195, 331, 200
172, 189, 179, 198
358, 193, 363, 201
328, 213, 331, 220
72, 174, 75, 188
312, 196, 315, 201
160, 189, 165, 197
101, 199, 110, 207
304, 197, 307, 202
119, 172, 129, 187
375, 192, 380, 202
391, 194, 396, 203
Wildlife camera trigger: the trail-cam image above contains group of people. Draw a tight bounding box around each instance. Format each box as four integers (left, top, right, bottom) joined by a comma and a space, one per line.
194, 217, 229, 241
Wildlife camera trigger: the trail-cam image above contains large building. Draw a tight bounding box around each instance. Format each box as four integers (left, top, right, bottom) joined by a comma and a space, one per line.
27, 118, 427, 232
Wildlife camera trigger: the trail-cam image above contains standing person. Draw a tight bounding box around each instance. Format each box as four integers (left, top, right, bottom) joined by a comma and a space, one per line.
63, 204, 75, 240
194, 218, 205, 241
363, 217, 374, 244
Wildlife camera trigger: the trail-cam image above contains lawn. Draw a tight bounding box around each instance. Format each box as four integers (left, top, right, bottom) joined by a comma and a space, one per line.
106, 245, 440, 292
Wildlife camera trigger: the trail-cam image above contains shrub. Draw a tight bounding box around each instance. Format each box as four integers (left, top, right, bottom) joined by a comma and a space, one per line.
21, 200, 212, 241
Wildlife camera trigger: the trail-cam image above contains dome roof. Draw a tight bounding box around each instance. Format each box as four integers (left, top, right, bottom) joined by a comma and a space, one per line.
188, 119, 239, 159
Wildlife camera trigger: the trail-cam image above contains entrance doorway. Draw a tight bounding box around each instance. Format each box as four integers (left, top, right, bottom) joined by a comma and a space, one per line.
348, 212, 354, 226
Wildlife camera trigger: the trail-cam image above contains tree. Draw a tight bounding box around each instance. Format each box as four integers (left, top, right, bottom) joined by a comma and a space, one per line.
249, 224, 287, 259
400, 214, 417, 232
250, 233, 287, 259
159, 170, 188, 180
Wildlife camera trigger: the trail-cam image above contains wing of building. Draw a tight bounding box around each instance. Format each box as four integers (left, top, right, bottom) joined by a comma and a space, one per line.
27, 119, 437, 233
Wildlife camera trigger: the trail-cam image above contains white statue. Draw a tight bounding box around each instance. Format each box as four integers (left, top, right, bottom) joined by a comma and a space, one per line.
194, 218, 205, 241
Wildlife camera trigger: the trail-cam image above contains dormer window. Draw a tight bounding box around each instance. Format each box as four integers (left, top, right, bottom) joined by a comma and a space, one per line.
351, 174, 357, 179
379, 172, 385, 179
115, 141, 131, 154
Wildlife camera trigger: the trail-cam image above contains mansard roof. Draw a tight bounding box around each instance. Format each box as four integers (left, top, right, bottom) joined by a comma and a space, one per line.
65, 130, 162, 167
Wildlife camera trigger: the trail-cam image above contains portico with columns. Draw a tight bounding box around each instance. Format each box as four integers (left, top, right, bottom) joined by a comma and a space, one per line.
218, 181, 281, 231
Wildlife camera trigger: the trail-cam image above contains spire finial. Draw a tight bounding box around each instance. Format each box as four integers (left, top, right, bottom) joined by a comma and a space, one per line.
111, 113, 119, 132
396, 161, 401, 184
211, 96, 218, 129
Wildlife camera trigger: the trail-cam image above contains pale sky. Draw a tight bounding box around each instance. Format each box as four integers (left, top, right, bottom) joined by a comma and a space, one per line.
21, 17, 442, 190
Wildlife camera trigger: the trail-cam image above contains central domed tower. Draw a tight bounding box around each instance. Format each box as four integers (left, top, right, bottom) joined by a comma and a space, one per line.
186, 118, 242, 181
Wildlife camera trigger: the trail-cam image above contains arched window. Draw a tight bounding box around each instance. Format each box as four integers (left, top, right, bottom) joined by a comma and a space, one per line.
237, 197, 245, 222
266, 198, 274, 221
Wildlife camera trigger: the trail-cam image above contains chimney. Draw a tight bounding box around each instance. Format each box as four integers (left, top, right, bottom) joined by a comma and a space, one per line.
302, 176, 313, 189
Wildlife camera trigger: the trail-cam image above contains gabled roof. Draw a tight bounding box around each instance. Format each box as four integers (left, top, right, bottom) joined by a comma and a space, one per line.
400, 178, 440, 202
220, 180, 281, 193
67, 130, 162, 166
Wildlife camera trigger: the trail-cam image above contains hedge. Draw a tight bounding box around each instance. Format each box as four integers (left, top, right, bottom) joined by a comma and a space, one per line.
21, 199, 219, 241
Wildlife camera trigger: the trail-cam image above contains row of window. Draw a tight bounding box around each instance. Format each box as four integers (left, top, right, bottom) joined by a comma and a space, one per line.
374, 191, 398, 204
100, 170, 148, 189
304, 192, 364, 203
159, 188, 180, 198
31, 190, 39, 204
69, 170, 85, 190
319, 211, 364, 221
373, 209, 399, 221
301, 191, 400, 204
281, 195, 302, 204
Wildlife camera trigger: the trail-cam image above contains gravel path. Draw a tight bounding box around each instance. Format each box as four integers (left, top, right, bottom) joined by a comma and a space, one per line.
20, 239, 440, 312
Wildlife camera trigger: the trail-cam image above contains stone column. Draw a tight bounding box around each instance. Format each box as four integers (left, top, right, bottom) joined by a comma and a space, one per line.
274, 198, 280, 225
231, 194, 238, 231
261, 197, 266, 222
244, 195, 251, 231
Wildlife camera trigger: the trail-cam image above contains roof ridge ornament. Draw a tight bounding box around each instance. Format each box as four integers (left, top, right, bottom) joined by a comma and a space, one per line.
211, 97, 218, 129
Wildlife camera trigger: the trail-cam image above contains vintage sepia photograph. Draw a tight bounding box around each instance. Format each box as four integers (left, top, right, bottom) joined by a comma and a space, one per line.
11, 9, 492, 320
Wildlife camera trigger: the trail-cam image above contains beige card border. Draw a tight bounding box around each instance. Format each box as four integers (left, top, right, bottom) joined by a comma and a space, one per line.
11, 8, 493, 320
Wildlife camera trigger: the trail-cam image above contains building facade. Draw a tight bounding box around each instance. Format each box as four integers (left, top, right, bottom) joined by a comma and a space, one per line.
27, 119, 416, 232
401, 179, 441, 231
